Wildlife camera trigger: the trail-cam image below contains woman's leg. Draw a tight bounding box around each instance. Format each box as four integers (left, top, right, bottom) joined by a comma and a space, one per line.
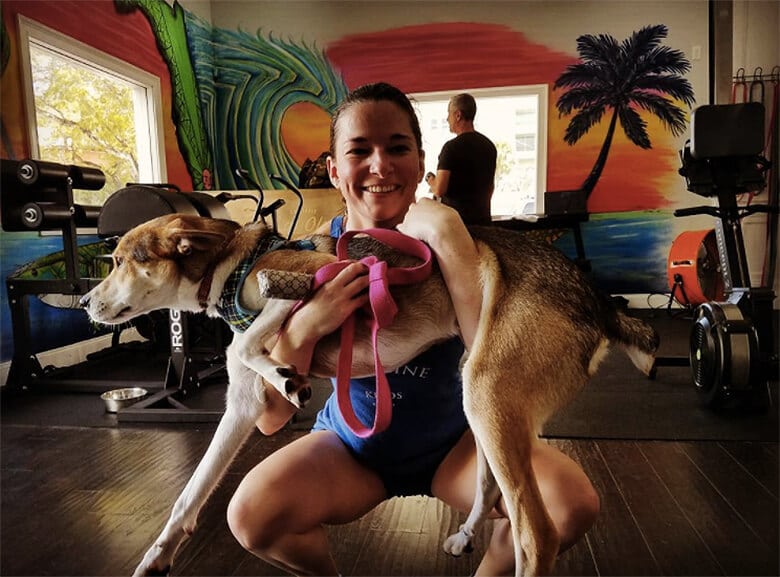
227, 430, 387, 576
431, 430, 600, 576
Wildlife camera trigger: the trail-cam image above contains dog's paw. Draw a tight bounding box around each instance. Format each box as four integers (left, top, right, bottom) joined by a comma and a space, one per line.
442, 528, 474, 557
133, 560, 170, 577
271, 366, 311, 408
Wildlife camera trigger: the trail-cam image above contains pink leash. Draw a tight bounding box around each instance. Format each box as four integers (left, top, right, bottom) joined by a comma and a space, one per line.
307, 229, 432, 438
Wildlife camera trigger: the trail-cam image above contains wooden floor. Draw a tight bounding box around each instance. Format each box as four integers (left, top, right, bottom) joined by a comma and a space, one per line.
1, 423, 777, 576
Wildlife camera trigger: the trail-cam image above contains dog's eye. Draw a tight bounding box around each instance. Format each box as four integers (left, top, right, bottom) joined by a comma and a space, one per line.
114, 256, 124, 267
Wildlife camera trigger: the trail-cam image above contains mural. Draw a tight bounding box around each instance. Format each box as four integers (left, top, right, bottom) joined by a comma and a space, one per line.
184, 12, 347, 191
554, 24, 694, 200
0, 0, 699, 363
115, 0, 213, 190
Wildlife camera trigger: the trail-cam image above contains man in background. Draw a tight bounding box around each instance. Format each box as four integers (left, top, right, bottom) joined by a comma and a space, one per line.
432, 93, 497, 225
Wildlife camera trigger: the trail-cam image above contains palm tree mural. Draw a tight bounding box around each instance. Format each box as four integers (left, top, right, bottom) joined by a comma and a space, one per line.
554, 24, 695, 198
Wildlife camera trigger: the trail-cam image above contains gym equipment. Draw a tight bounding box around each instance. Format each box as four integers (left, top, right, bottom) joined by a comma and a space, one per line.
1, 163, 230, 421
676, 102, 777, 409
95, 184, 234, 422
2, 158, 106, 389
666, 229, 725, 308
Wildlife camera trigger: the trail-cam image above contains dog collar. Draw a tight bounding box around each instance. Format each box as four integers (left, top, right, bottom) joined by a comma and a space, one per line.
214, 235, 314, 333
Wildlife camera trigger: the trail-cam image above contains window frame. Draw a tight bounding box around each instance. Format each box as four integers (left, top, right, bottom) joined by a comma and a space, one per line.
17, 15, 168, 200
412, 84, 548, 216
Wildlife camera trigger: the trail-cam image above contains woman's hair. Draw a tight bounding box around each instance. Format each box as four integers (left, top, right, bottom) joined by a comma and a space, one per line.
329, 82, 423, 154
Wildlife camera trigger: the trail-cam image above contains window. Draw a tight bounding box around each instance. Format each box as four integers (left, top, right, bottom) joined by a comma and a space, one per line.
413, 85, 548, 216
18, 16, 166, 206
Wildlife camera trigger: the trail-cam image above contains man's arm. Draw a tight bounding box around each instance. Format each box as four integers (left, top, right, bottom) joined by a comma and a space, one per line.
433, 169, 451, 199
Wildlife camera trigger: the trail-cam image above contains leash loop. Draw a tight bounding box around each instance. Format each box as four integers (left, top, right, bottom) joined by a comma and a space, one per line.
307, 229, 432, 438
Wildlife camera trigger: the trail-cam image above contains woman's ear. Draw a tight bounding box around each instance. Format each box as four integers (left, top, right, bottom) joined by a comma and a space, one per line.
327, 155, 339, 188
417, 150, 426, 183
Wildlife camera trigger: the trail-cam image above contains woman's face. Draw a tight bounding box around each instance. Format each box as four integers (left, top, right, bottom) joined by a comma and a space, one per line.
328, 99, 425, 230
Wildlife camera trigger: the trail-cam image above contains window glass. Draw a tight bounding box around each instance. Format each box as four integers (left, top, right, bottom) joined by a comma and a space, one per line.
18, 17, 166, 207
413, 85, 548, 216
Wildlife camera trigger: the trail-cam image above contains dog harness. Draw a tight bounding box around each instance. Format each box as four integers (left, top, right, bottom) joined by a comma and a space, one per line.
297, 228, 433, 438
215, 234, 314, 333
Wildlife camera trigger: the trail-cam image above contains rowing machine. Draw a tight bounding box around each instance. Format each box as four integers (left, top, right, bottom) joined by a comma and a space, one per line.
677, 102, 777, 410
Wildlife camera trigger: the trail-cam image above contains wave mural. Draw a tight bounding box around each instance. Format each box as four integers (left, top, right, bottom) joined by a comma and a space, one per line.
184, 11, 347, 191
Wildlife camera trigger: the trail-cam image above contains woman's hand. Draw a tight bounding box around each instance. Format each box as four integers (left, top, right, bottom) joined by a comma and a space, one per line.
396, 197, 464, 248
286, 262, 371, 344
258, 262, 370, 434
269, 262, 370, 373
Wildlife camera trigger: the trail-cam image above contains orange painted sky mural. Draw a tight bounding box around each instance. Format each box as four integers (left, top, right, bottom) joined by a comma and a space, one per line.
326, 22, 684, 213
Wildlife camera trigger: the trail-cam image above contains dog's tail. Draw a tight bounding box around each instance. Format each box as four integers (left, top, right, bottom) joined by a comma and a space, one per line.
608, 310, 660, 376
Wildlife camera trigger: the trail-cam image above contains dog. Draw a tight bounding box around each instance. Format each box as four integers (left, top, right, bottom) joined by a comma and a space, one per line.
80, 213, 659, 576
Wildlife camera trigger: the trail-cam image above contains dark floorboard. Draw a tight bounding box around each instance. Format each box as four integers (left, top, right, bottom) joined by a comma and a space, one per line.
1, 424, 777, 576
1, 309, 778, 575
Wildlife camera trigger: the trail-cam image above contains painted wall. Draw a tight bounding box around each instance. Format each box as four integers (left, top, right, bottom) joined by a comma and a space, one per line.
1, 0, 776, 364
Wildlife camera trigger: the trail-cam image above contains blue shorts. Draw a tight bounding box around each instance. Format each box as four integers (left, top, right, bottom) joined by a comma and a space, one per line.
313, 423, 468, 498
312, 336, 469, 498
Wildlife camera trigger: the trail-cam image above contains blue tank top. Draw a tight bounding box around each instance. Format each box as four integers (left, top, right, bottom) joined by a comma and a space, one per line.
312, 216, 468, 487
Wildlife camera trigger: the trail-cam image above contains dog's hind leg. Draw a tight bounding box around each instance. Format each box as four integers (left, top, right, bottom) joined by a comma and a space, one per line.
442, 436, 501, 557
132, 346, 264, 576
471, 407, 559, 577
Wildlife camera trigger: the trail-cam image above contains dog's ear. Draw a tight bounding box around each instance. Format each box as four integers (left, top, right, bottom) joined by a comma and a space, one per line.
170, 229, 226, 255
163, 217, 229, 256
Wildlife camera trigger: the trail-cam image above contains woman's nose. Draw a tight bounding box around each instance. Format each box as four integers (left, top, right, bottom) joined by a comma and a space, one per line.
369, 150, 392, 177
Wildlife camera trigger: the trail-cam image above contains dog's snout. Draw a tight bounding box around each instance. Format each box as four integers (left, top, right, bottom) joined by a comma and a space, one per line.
79, 294, 90, 309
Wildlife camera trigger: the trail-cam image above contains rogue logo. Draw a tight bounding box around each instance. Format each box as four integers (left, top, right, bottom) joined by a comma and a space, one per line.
169, 309, 184, 352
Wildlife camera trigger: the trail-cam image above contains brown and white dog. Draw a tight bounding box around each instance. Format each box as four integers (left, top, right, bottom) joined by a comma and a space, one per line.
80, 213, 658, 576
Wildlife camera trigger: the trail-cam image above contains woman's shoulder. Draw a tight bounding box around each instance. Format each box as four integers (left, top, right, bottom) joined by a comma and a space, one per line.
324, 214, 344, 238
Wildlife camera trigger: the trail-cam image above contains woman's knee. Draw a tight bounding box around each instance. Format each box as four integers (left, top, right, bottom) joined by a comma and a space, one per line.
531, 442, 600, 550
556, 475, 600, 551
227, 488, 275, 553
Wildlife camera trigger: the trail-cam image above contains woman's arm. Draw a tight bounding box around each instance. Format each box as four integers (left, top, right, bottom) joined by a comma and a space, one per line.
256, 262, 370, 434
397, 199, 482, 349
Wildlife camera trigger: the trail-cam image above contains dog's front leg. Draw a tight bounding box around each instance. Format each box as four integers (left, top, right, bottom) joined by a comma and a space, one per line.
234, 299, 311, 408
133, 346, 263, 576
443, 436, 501, 557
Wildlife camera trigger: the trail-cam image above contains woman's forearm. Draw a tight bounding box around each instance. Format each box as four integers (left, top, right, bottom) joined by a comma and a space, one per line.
398, 199, 483, 349
427, 221, 482, 349
256, 316, 319, 434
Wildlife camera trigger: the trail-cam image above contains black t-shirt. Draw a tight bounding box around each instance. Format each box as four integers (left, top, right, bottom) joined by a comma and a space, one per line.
437, 131, 497, 225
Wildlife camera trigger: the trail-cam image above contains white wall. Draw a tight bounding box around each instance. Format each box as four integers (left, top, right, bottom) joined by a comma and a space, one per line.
733, 0, 779, 294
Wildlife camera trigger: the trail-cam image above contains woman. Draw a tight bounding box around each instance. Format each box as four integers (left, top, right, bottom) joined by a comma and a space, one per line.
227, 82, 599, 576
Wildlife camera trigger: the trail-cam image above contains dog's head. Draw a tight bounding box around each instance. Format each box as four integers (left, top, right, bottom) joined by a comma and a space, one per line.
81, 214, 240, 325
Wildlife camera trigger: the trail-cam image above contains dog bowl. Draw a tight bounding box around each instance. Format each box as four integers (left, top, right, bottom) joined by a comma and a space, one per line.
100, 387, 148, 413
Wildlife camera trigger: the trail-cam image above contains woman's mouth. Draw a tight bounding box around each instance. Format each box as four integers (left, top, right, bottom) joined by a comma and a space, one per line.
364, 184, 400, 194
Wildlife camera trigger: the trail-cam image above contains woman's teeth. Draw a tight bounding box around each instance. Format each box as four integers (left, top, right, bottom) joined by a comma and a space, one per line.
365, 185, 397, 193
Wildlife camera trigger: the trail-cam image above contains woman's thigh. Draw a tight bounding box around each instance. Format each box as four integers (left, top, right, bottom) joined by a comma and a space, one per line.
231, 430, 387, 529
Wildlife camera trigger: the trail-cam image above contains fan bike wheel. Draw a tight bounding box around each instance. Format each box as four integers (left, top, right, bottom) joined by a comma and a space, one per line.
690, 301, 760, 408
667, 230, 725, 306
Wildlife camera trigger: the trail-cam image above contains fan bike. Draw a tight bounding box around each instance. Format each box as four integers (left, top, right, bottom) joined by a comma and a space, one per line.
676, 103, 777, 410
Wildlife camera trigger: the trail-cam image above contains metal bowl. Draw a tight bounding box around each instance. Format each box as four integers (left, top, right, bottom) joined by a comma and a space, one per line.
100, 387, 148, 413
